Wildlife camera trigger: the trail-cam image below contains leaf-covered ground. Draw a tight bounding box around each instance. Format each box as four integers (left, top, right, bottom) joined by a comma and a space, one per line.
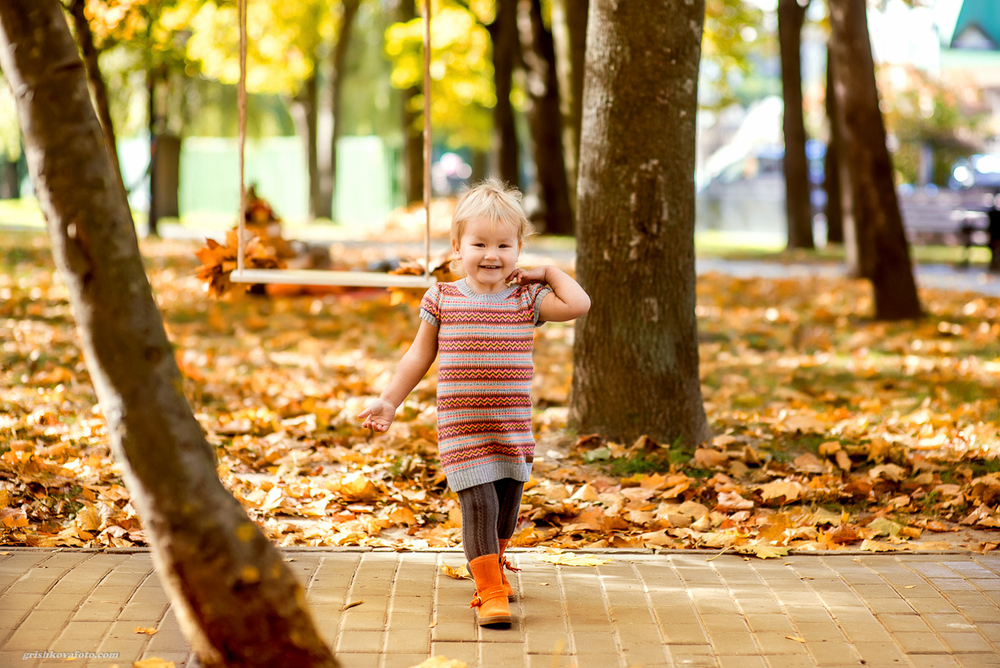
1, 231, 999, 556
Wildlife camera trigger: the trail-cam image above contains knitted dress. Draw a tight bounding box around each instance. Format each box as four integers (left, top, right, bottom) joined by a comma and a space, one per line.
420, 279, 552, 492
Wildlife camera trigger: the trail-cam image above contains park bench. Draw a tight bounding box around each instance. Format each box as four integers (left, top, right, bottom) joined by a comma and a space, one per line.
898, 189, 998, 269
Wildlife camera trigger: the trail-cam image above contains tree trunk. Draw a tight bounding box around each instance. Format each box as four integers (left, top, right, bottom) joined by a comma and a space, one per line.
488, 0, 521, 187
147, 69, 160, 236
0, 3, 339, 666
292, 73, 321, 221
550, 0, 587, 219
0, 159, 19, 198
569, 0, 711, 447
66, 0, 125, 196
828, 0, 922, 320
399, 0, 423, 205
778, 0, 813, 250
824, 44, 844, 245
318, 0, 360, 220
518, 0, 573, 235
152, 133, 180, 220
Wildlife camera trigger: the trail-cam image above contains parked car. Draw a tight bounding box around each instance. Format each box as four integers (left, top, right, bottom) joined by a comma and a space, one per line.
949, 153, 1000, 191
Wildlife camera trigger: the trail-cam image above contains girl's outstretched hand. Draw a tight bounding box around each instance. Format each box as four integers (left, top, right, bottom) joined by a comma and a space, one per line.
358, 398, 395, 432
506, 267, 546, 286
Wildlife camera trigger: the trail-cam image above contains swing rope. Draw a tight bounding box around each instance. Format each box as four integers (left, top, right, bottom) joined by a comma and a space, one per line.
234, 0, 434, 289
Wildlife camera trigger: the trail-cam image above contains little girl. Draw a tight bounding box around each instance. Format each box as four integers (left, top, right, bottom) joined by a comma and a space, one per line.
358, 179, 590, 627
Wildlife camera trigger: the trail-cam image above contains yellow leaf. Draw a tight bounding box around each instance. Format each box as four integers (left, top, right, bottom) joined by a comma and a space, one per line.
758, 481, 802, 503
342, 600, 363, 610
694, 448, 728, 469
132, 660, 176, 668
440, 563, 471, 580
133, 627, 158, 635
785, 636, 806, 643
738, 544, 790, 559
409, 657, 468, 668
534, 553, 612, 567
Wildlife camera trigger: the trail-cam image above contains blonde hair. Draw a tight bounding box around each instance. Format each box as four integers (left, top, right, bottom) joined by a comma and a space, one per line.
451, 178, 533, 247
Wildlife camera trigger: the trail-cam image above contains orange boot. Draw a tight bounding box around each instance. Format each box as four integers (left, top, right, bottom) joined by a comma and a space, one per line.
498, 539, 520, 601
468, 555, 512, 627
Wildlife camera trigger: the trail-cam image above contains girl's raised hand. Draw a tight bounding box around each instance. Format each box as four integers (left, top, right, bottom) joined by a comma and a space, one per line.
358, 398, 396, 432
506, 267, 546, 286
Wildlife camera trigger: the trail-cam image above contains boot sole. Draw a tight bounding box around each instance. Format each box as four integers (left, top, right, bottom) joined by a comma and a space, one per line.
477, 614, 512, 627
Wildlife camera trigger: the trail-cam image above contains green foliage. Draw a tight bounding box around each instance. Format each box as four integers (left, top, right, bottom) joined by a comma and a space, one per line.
880, 67, 987, 186
702, 0, 770, 109
384, 4, 495, 151
0, 75, 21, 162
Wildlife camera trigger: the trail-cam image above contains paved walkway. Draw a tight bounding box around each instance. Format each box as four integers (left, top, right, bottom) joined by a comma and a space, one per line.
1, 549, 999, 668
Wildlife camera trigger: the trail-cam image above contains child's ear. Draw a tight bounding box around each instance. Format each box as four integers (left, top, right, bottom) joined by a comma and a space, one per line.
452, 238, 461, 257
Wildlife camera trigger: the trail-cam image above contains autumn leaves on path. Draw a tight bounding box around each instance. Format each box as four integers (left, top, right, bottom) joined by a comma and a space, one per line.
1, 234, 998, 555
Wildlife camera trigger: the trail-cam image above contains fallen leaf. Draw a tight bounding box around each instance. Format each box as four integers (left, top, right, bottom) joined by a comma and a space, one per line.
738, 544, 790, 559
534, 553, 612, 567
785, 636, 806, 643
440, 563, 471, 580
132, 660, 177, 668
410, 657, 468, 668
133, 627, 158, 635
342, 600, 363, 610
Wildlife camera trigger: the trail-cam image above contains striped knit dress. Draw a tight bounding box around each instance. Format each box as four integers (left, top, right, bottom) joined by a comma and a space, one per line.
420, 279, 552, 492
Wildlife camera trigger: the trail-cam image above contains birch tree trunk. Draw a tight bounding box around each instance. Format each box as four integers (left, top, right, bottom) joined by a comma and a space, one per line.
569, 0, 711, 447
0, 2, 338, 665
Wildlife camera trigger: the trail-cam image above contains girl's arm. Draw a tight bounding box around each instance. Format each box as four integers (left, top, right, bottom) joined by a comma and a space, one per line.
508, 266, 591, 322
358, 319, 439, 432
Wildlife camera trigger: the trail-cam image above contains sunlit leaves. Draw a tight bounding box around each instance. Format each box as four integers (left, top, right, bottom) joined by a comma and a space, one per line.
385, 5, 494, 149
181, 0, 333, 95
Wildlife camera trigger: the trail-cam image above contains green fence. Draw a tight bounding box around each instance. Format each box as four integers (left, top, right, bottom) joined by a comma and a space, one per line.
170, 135, 401, 226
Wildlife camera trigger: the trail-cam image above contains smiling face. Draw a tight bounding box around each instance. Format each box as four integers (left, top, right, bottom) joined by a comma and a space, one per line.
453, 217, 522, 294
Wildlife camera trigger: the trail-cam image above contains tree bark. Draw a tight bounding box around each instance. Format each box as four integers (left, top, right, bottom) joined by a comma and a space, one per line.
828, 0, 922, 320
0, 159, 19, 199
488, 0, 521, 187
823, 44, 844, 245
778, 0, 814, 250
292, 73, 321, 221
550, 0, 587, 219
569, 0, 711, 447
518, 0, 573, 235
147, 68, 160, 236
399, 0, 424, 205
66, 0, 126, 196
318, 0, 360, 220
0, 3, 339, 666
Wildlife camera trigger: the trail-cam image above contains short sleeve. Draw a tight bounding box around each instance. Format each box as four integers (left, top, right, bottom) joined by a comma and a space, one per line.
419, 284, 442, 327
528, 283, 553, 325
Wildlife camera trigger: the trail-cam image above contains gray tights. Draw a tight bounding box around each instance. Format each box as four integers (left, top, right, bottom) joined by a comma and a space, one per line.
456, 478, 525, 562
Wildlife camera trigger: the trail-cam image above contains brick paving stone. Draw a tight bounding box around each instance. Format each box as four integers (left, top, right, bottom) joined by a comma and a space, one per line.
719, 656, 767, 668
892, 630, 950, 654
334, 653, 380, 668
336, 629, 385, 653
764, 655, 816, 668
908, 656, 962, 668
955, 656, 1000, 668
753, 632, 812, 656
852, 641, 908, 664
938, 632, 996, 654
924, 613, 978, 634
479, 642, 530, 668
908, 596, 962, 615
709, 630, 758, 655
